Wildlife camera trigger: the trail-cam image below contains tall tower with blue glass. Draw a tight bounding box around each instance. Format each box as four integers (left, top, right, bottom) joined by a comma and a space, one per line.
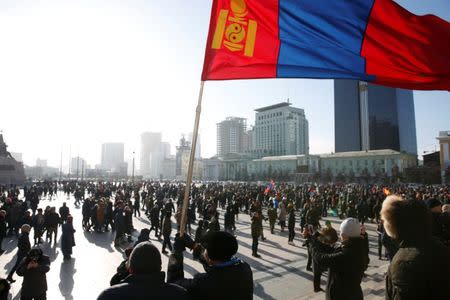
334, 80, 417, 155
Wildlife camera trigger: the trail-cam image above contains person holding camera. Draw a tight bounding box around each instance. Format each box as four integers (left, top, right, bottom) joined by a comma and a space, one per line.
16, 248, 50, 300
309, 218, 366, 300
312, 225, 338, 293
168, 231, 253, 300
7, 224, 31, 283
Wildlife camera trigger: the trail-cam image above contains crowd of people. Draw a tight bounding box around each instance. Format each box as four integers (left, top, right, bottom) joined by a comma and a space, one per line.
0, 181, 449, 299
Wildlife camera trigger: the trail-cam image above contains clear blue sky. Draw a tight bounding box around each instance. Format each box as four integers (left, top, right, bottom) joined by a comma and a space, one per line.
0, 0, 448, 167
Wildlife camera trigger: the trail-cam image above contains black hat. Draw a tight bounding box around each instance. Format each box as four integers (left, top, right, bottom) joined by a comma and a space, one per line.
128, 242, 161, 274
203, 231, 238, 262
426, 198, 442, 210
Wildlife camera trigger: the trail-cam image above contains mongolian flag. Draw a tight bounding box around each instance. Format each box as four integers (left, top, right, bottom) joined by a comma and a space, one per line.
202, 0, 450, 90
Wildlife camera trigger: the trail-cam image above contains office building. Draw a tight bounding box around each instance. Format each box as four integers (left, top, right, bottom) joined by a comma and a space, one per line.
36, 158, 47, 167
187, 133, 201, 159
437, 131, 450, 183
140, 132, 162, 178
70, 157, 87, 176
334, 80, 417, 154
101, 143, 124, 171
253, 102, 309, 157
217, 117, 247, 158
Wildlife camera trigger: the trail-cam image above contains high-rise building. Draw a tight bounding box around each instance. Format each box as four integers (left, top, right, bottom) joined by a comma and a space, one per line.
187, 133, 201, 159
101, 143, 124, 171
140, 132, 162, 178
253, 102, 309, 157
161, 142, 171, 159
36, 159, 47, 167
243, 127, 254, 153
217, 117, 247, 158
70, 157, 87, 176
334, 80, 417, 154
175, 136, 202, 180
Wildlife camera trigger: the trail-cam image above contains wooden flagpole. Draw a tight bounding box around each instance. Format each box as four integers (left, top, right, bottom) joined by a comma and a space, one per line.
180, 81, 205, 236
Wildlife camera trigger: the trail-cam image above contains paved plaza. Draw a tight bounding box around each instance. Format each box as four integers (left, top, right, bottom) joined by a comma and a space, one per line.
0, 192, 388, 300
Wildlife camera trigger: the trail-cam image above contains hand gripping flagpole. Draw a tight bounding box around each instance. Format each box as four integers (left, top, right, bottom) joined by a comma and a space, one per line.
180, 81, 205, 236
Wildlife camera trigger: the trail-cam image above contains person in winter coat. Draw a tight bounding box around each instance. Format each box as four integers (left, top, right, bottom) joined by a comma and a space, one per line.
162, 212, 172, 254
32, 209, 45, 245
251, 212, 262, 258
16, 248, 50, 300
124, 206, 133, 243
267, 202, 277, 234
149, 204, 160, 238
194, 220, 206, 244
357, 200, 368, 225
312, 226, 338, 293
96, 200, 106, 232
278, 200, 287, 232
98, 242, 188, 300
134, 229, 150, 248
224, 206, 235, 235
114, 202, 125, 244
0, 210, 7, 254
208, 213, 220, 233
59, 202, 70, 223
287, 204, 296, 245
0, 277, 10, 300
168, 231, 253, 300
45, 207, 60, 244
7, 224, 31, 283
309, 218, 366, 300
110, 247, 133, 286
61, 215, 76, 260
381, 195, 450, 300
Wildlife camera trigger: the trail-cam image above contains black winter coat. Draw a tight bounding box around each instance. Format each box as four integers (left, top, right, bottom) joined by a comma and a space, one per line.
0, 217, 6, 238
17, 232, 31, 258
169, 256, 253, 300
16, 255, 50, 298
311, 237, 366, 300
97, 273, 188, 300
386, 237, 450, 300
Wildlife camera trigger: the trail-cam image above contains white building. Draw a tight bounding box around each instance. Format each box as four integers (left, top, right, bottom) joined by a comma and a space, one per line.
162, 157, 176, 180
319, 149, 417, 178
36, 158, 47, 167
187, 133, 201, 159
70, 157, 87, 176
140, 132, 162, 178
248, 155, 319, 179
217, 117, 247, 158
437, 131, 450, 183
161, 142, 171, 159
101, 143, 124, 171
253, 102, 309, 157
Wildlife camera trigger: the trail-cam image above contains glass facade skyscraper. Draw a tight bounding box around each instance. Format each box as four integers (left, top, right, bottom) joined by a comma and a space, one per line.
334, 80, 417, 155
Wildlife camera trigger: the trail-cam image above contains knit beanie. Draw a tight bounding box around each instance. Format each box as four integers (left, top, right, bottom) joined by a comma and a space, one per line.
339, 218, 361, 238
